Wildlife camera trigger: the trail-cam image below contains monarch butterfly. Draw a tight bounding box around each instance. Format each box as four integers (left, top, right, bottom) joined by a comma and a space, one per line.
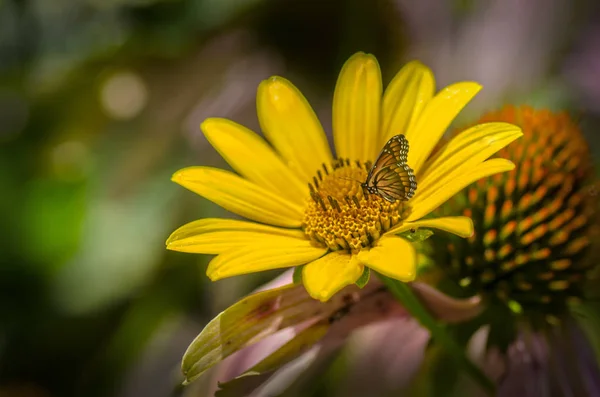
361, 134, 417, 202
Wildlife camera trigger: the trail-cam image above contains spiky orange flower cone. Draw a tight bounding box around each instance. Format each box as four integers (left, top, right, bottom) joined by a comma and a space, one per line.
420, 105, 600, 397
433, 106, 599, 326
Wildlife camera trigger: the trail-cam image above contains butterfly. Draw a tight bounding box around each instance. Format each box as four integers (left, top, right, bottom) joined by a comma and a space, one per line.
361, 134, 417, 202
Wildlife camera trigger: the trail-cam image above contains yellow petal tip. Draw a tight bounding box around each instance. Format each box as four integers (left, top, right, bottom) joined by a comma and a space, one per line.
266, 75, 282, 83
199, 117, 221, 135
205, 269, 220, 282
165, 232, 182, 250
443, 81, 483, 97
515, 128, 524, 137
463, 81, 483, 93
348, 51, 367, 58
384, 266, 416, 283
171, 169, 186, 184
170, 167, 207, 185
402, 269, 417, 282
259, 75, 287, 90
405, 59, 426, 67
258, 76, 299, 113
403, 60, 433, 77
348, 51, 372, 59
345, 52, 378, 70
464, 218, 475, 238
390, 259, 417, 282
306, 287, 332, 302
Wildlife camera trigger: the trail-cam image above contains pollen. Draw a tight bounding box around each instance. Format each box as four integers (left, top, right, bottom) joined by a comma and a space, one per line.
302, 160, 409, 254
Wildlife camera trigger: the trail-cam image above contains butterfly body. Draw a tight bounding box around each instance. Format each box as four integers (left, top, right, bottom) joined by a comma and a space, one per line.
362, 134, 417, 202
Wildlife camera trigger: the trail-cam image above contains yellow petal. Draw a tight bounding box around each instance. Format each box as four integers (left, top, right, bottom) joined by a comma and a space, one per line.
406, 82, 482, 174
357, 237, 416, 282
166, 218, 307, 254
333, 52, 383, 162
201, 118, 307, 205
257, 76, 332, 181
407, 158, 515, 221
172, 167, 304, 228
302, 252, 363, 302
385, 216, 474, 238
381, 61, 435, 144
417, 122, 522, 195
207, 239, 327, 281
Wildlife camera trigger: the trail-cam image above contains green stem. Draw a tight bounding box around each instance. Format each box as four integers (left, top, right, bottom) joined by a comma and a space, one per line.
378, 274, 496, 396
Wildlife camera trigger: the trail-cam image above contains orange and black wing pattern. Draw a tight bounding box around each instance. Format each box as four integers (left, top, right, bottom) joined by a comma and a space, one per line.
363, 134, 417, 202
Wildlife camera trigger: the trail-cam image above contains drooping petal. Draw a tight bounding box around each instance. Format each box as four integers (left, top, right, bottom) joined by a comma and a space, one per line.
339, 319, 430, 397
257, 76, 332, 182
407, 158, 515, 221
417, 122, 522, 195
411, 283, 483, 322
211, 281, 410, 395
207, 239, 327, 281
201, 118, 307, 205
332, 52, 383, 162
230, 323, 329, 382
302, 252, 364, 302
357, 237, 416, 282
172, 167, 304, 227
406, 82, 482, 174
385, 216, 474, 238
181, 283, 318, 383
166, 218, 307, 254
381, 61, 435, 145
204, 276, 398, 391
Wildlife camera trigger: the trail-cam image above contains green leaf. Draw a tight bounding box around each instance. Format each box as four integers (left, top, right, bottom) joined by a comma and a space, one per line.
355, 267, 370, 288
293, 266, 304, 284
377, 274, 495, 395
398, 228, 434, 242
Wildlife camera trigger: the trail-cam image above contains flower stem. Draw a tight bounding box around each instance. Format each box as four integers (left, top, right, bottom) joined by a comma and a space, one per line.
377, 273, 495, 395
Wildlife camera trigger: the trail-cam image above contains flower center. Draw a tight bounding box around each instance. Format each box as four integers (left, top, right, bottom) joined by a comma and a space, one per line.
434, 106, 599, 326
303, 159, 410, 254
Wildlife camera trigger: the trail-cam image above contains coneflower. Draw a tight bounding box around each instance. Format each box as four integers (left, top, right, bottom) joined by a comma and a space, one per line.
429, 105, 600, 395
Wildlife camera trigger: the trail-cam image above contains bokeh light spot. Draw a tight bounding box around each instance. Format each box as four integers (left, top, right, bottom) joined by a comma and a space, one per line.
100, 71, 148, 120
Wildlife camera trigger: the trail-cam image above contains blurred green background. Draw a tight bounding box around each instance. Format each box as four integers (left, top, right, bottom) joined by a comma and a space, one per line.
1, 0, 599, 396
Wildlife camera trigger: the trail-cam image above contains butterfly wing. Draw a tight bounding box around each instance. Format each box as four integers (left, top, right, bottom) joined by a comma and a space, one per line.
365, 134, 417, 202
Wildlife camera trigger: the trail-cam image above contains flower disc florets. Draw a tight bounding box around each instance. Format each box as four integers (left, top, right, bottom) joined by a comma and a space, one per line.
433, 106, 599, 325
303, 160, 410, 254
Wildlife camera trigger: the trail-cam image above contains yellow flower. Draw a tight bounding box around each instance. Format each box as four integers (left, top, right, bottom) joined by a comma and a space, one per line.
166, 52, 523, 302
